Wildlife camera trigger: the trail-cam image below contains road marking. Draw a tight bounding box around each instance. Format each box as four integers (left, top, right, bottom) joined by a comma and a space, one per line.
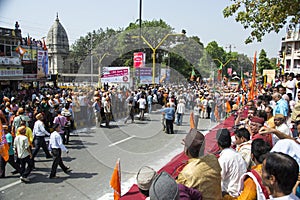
0, 180, 21, 191
0, 175, 36, 191
108, 135, 135, 147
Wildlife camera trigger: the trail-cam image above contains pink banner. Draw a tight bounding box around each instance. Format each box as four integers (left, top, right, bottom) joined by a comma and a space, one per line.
102, 69, 128, 78
227, 68, 232, 76
133, 52, 144, 68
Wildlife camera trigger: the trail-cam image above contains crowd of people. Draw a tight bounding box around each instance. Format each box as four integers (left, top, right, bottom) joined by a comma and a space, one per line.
129, 73, 300, 200
0, 71, 300, 199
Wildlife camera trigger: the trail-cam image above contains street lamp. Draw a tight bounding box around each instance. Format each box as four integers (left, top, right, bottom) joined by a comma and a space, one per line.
213, 58, 236, 78
88, 35, 93, 86
132, 31, 185, 84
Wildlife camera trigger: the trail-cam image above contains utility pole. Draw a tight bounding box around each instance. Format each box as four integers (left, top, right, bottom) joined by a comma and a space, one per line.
225, 44, 236, 53
90, 34, 93, 86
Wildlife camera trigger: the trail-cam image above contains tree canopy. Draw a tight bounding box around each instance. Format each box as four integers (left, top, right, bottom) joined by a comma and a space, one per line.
223, 0, 300, 43
69, 19, 266, 80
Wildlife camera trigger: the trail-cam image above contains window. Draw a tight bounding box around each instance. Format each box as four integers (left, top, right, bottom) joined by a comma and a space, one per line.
5, 46, 11, 56
0, 44, 4, 56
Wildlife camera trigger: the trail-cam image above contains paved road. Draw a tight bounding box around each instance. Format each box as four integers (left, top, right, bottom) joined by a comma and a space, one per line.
0, 111, 217, 200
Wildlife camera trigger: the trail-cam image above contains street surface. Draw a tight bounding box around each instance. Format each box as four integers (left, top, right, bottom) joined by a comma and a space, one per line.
0, 110, 217, 200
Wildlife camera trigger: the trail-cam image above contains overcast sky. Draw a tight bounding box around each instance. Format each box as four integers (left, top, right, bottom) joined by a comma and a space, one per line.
0, 0, 285, 58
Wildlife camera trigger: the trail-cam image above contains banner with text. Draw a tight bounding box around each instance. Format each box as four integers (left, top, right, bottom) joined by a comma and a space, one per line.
135, 67, 152, 84
37, 50, 48, 79
133, 52, 145, 68
101, 67, 130, 83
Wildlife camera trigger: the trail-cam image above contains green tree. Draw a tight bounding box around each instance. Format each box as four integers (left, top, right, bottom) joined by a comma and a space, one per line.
258, 49, 272, 74
236, 54, 253, 74
223, 0, 300, 43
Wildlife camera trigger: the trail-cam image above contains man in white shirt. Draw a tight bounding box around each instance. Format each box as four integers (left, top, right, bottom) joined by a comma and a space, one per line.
48, 123, 71, 179
176, 99, 185, 126
273, 114, 293, 145
137, 95, 147, 120
286, 74, 296, 100
32, 113, 52, 160
217, 128, 247, 197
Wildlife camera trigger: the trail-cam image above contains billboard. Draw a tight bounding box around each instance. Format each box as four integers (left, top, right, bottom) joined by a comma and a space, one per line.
37, 50, 48, 79
136, 67, 152, 84
263, 69, 276, 85
101, 67, 130, 83
133, 52, 145, 68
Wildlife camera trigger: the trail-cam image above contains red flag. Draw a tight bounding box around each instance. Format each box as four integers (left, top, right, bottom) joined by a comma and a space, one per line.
110, 159, 121, 200
248, 52, 257, 101
236, 95, 240, 106
42, 38, 47, 50
0, 122, 9, 161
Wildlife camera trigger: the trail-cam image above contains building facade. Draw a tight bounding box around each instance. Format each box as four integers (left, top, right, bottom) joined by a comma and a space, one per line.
280, 27, 300, 74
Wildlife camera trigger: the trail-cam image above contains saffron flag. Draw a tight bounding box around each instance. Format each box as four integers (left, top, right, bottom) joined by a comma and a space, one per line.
190, 112, 195, 129
15, 45, 27, 56
110, 159, 121, 200
190, 68, 196, 81
226, 101, 231, 114
214, 105, 220, 122
27, 34, 31, 46
241, 71, 247, 91
248, 52, 257, 101
0, 122, 9, 161
236, 95, 240, 106
42, 38, 47, 50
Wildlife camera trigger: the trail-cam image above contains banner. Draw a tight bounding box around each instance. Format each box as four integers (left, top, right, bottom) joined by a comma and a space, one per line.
22, 47, 37, 61
37, 50, 48, 79
0, 68, 23, 77
227, 68, 232, 76
136, 67, 152, 84
262, 69, 276, 85
133, 52, 145, 68
101, 67, 130, 83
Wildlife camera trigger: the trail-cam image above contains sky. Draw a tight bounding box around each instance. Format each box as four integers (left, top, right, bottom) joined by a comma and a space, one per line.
0, 0, 285, 58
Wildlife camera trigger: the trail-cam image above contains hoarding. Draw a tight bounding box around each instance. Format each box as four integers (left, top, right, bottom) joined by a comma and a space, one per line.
101, 67, 130, 83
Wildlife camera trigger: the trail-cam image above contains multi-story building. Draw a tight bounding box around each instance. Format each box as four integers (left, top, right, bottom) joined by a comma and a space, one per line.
280, 26, 300, 74
0, 22, 23, 89
0, 22, 49, 90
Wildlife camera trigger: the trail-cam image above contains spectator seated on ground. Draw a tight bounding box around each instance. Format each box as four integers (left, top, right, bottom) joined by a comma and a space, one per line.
176, 128, 222, 200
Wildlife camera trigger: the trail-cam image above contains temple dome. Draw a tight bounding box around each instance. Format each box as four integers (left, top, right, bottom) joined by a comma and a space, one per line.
46, 14, 69, 54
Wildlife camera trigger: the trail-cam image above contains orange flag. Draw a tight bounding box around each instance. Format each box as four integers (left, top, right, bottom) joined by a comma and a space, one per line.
236, 95, 240, 106
226, 101, 231, 113
248, 52, 257, 101
0, 122, 9, 161
190, 112, 195, 129
214, 106, 220, 122
110, 159, 121, 200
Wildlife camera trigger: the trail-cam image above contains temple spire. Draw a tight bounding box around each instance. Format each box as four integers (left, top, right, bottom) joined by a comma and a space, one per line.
56, 12, 59, 21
